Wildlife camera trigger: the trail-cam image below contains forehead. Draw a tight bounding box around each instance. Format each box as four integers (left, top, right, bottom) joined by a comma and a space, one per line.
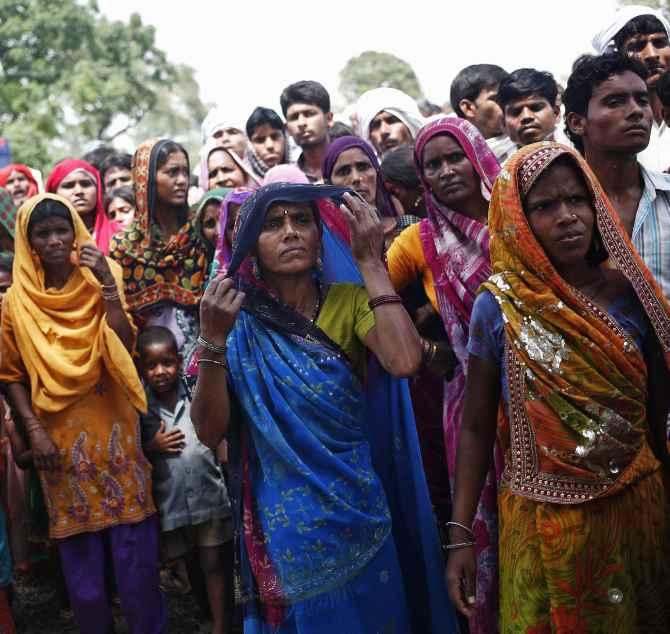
591, 71, 648, 98
208, 149, 235, 168
105, 166, 130, 177
59, 169, 95, 184
526, 160, 586, 198
203, 200, 222, 215
161, 151, 188, 167
423, 133, 462, 157
372, 110, 400, 123
266, 201, 313, 217
30, 215, 73, 231
142, 340, 177, 358
110, 196, 131, 207
8, 170, 26, 181
251, 123, 282, 137
334, 147, 371, 166
505, 93, 551, 110
286, 102, 323, 116
624, 30, 669, 46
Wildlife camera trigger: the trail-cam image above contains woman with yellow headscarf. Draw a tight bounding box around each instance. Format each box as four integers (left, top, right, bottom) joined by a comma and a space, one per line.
0, 194, 166, 633
446, 143, 670, 632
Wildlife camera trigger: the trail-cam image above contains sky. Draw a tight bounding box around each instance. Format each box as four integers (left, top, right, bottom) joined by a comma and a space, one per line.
97, 0, 622, 120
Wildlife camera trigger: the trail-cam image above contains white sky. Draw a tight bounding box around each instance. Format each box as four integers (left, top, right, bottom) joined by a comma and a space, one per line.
98, 0, 620, 119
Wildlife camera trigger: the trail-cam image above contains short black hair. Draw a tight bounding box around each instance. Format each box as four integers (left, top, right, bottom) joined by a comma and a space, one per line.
613, 14, 667, 52
497, 68, 559, 112
329, 121, 355, 140
656, 70, 670, 106
0, 252, 14, 275
137, 326, 178, 359
82, 145, 115, 174
100, 152, 132, 184
246, 107, 284, 138
563, 53, 649, 152
380, 144, 420, 189
28, 198, 73, 238
450, 64, 508, 117
104, 185, 136, 214
280, 81, 331, 117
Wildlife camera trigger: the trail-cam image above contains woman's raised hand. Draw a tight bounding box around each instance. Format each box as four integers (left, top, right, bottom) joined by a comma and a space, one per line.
199, 276, 245, 347
79, 243, 115, 285
340, 192, 384, 266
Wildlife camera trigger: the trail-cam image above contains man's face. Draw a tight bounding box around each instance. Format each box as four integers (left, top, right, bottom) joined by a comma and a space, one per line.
103, 166, 132, 192
369, 111, 413, 155
504, 93, 560, 146
463, 86, 504, 139
568, 71, 652, 156
212, 127, 248, 158
622, 30, 670, 87
285, 103, 331, 149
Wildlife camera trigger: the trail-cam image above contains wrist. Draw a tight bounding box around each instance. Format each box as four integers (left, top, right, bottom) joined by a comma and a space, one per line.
357, 259, 385, 274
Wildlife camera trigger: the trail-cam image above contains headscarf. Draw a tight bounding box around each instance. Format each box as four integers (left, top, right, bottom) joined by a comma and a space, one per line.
198, 139, 260, 192
3, 193, 146, 414
484, 142, 670, 503
0, 164, 39, 201
322, 135, 397, 217
262, 164, 309, 186
45, 159, 119, 255
200, 104, 247, 144
356, 87, 425, 146
193, 186, 231, 258
108, 138, 208, 313
0, 189, 17, 240
592, 5, 670, 53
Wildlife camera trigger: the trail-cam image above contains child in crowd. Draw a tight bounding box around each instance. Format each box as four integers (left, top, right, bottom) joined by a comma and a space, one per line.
137, 326, 232, 634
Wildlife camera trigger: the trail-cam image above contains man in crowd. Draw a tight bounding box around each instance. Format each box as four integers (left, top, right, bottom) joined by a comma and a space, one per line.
280, 80, 332, 182
593, 5, 670, 171
100, 152, 133, 193
565, 53, 670, 299
450, 63, 516, 163
355, 87, 425, 157
200, 105, 249, 159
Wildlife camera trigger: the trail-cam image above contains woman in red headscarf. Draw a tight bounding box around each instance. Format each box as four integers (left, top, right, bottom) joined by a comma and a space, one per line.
46, 159, 119, 254
0, 164, 39, 209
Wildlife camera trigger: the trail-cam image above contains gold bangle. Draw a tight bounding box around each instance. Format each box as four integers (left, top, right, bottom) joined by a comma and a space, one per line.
198, 358, 228, 371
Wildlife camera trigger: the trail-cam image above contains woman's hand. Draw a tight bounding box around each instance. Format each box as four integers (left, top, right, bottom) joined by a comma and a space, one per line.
79, 243, 115, 285
340, 192, 384, 266
28, 423, 61, 472
446, 546, 477, 619
199, 276, 245, 347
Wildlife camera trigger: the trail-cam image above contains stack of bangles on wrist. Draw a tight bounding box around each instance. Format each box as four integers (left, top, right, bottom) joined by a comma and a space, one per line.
367, 294, 402, 310
197, 335, 229, 370
101, 283, 119, 302
421, 338, 438, 366
444, 520, 476, 550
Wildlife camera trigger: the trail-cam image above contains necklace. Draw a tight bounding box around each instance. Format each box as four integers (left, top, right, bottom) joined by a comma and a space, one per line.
309, 282, 322, 323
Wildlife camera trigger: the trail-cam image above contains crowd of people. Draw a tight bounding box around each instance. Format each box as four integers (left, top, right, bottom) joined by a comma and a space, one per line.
0, 4, 669, 633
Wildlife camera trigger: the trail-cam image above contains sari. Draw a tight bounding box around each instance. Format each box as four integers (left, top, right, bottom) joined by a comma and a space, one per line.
414, 116, 502, 634
483, 142, 670, 632
45, 159, 119, 255
224, 183, 458, 633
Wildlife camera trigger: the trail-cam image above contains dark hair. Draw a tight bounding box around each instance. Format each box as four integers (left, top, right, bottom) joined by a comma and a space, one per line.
450, 64, 509, 117
27, 198, 73, 238
329, 121, 355, 140
104, 185, 136, 214
0, 252, 14, 275
497, 68, 559, 111
563, 53, 649, 152
380, 144, 421, 189
100, 152, 132, 184
656, 70, 670, 106
280, 81, 330, 117
613, 14, 667, 52
82, 145, 115, 173
154, 140, 189, 170
246, 107, 284, 138
137, 326, 178, 358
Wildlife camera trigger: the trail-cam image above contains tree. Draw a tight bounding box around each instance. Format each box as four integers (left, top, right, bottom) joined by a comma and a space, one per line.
339, 51, 423, 105
0, 0, 204, 171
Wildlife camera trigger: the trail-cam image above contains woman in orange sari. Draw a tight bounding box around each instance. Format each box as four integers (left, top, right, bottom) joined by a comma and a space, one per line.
447, 143, 670, 632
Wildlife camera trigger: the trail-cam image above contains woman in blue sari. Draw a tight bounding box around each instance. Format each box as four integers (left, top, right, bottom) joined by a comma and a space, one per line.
192, 183, 458, 633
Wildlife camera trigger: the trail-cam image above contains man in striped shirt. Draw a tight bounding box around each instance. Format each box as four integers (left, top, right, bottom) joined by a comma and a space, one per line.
564, 53, 670, 299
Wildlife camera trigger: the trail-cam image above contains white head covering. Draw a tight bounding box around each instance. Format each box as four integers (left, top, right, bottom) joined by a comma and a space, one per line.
592, 5, 670, 54
200, 104, 248, 144
355, 87, 425, 146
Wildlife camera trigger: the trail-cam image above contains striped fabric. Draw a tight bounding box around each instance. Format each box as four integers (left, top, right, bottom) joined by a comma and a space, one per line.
632, 168, 670, 300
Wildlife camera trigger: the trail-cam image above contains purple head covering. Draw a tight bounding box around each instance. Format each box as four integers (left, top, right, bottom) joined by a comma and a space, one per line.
322, 135, 396, 217
210, 188, 255, 279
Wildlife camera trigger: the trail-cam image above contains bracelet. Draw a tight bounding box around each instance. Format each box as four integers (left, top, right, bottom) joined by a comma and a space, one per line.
446, 521, 475, 539
102, 292, 120, 301
198, 358, 228, 370
368, 294, 402, 310
197, 335, 227, 355
445, 541, 476, 550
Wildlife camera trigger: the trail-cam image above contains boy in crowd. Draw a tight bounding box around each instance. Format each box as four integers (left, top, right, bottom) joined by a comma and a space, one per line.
138, 327, 232, 634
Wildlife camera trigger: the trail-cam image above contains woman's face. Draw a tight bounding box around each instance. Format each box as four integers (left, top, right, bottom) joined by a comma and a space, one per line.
224, 202, 241, 249
56, 169, 97, 216
250, 124, 286, 168
29, 216, 75, 268
201, 201, 221, 247
5, 170, 30, 206
107, 196, 135, 228
524, 160, 595, 272
330, 148, 377, 206
208, 150, 246, 189
421, 134, 481, 208
256, 202, 320, 278
155, 151, 189, 207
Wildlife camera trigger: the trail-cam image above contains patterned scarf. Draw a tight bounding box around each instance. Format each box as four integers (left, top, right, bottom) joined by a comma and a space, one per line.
485, 142, 670, 502
109, 138, 208, 312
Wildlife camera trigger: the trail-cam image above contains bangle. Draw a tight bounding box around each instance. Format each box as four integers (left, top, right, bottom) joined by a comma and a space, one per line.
102, 292, 120, 302
446, 521, 475, 539
445, 541, 476, 550
368, 294, 402, 310
198, 358, 228, 370
197, 335, 227, 355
